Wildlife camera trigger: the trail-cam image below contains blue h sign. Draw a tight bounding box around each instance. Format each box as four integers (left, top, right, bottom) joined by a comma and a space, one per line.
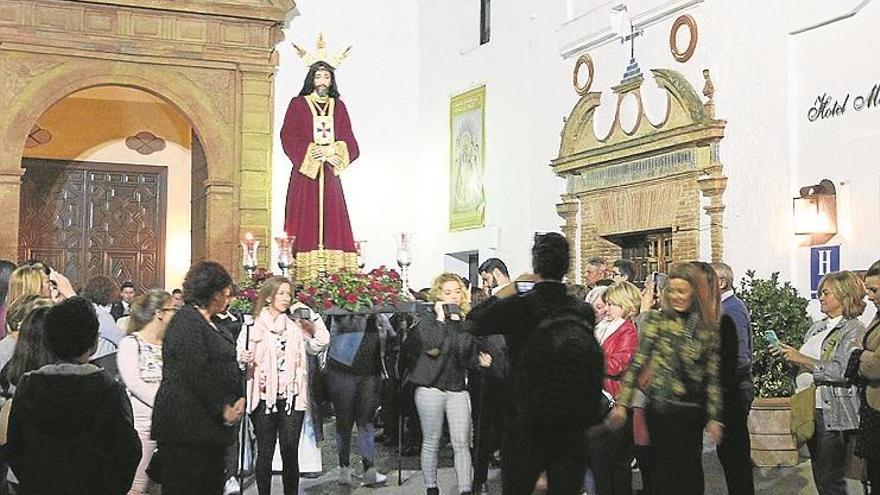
810, 245, 840, 298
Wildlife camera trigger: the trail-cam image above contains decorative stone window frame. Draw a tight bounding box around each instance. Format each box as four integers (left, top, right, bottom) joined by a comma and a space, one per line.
551, 68, 727, 282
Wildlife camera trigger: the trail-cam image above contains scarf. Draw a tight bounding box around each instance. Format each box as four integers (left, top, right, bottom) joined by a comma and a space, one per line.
246, 308, 308, 413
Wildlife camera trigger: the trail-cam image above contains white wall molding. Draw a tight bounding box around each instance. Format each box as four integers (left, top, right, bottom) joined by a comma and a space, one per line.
789, 0, 874, 35
556, 0, 705, 60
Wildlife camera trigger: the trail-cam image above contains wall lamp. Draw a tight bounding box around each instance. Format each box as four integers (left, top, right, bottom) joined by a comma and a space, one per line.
793, 179, 837, 239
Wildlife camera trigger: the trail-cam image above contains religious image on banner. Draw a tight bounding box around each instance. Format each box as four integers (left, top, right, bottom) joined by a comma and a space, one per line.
281, 33, 359, 280
449, 86, 486, 231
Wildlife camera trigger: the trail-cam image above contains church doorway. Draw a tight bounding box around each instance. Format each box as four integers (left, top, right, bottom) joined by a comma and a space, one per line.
19, 85, 201, 290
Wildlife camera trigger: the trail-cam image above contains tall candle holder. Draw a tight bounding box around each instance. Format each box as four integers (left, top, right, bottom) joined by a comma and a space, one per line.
355, 240, 366, 271
396, 232, 412, 294
275, 233, 296, 278
240, 232, 260, 279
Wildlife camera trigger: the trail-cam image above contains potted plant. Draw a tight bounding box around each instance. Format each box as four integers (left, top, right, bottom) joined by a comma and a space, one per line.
738, 270, 812, 467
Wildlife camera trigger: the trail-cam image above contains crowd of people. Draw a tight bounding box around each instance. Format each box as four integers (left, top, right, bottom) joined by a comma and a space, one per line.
0, 242, 877, 495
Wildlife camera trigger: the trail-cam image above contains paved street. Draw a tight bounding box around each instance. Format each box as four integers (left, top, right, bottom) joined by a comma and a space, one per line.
243, 419, 867, 494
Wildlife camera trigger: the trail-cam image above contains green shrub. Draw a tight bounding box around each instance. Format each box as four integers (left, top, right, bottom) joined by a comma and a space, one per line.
738, 271, 812, 398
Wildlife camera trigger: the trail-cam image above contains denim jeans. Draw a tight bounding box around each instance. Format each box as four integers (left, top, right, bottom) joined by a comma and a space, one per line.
807, 408, 855, 495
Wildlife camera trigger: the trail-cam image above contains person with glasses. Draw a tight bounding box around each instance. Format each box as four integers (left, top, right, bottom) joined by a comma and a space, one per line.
610, 259, 637, 284
117, 289, 174, 495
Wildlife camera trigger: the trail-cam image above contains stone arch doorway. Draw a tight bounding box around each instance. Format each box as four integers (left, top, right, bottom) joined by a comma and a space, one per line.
0, 0, 294, 278
20, 85, 202, 291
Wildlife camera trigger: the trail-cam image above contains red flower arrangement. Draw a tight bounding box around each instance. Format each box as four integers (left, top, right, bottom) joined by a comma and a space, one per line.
228, 268, 272, 314
297, 266, 406, 313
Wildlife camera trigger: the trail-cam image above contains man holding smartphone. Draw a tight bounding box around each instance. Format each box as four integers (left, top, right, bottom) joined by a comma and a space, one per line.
468, 233, 603, 495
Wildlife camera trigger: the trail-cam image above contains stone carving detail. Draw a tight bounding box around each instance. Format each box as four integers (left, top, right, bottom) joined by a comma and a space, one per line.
26, 125, 52, 148
126, 131, 166, 155
2, 55, 66, 101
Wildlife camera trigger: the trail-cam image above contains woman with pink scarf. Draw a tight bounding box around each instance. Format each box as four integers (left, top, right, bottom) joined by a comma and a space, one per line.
237, 276, 329, 495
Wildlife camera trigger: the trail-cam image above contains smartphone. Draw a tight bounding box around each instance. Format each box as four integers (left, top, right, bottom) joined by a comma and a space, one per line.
763, 330, 781, 348
515, 281, 536, 295
295, 307, 311, 320
443, 303, 461, 317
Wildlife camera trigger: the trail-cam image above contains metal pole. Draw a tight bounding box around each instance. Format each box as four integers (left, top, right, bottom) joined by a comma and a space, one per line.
237, 314, 254, 489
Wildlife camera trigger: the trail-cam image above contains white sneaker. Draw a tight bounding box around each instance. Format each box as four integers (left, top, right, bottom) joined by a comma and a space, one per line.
361, 467, 387, 487
223, 477, 241, 495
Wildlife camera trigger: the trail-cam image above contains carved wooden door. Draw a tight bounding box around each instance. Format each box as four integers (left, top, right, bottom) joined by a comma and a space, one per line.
19, 159, 167, 291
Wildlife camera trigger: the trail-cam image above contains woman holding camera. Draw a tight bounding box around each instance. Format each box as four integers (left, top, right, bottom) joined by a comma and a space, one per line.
408, 273, 491, 495
237, 275, 329, 495
771, 270, 865, 495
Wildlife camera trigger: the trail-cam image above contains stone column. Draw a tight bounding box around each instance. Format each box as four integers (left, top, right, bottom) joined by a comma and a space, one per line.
0, 170, 21, 261
698, 147, 728, 263
238, 67, 276, 278
204, 179, 236, 272
556, 195, 579, 282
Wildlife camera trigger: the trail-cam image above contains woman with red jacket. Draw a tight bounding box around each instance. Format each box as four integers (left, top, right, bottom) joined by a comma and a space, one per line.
590, 281, 641, 495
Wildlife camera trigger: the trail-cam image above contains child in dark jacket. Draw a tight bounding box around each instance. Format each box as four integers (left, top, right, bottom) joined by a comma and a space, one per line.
7, 296, 141, 495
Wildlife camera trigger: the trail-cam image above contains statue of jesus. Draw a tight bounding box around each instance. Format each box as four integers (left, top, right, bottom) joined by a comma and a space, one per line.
281, 35, 359, 280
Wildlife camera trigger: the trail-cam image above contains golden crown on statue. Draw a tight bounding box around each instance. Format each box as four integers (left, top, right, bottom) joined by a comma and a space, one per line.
292, 32, 352, 69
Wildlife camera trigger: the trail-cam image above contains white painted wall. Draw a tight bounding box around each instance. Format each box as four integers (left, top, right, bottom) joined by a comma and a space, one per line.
270, 0, 880, 299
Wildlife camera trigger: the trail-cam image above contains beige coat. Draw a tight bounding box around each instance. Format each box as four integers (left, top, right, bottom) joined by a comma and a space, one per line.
859, 317, 880, 410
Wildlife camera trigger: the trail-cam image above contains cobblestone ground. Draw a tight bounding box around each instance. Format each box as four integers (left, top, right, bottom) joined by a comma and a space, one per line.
244, 419, 863, 494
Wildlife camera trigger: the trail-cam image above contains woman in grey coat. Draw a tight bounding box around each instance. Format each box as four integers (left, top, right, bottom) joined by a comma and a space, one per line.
772, 270, 867, 495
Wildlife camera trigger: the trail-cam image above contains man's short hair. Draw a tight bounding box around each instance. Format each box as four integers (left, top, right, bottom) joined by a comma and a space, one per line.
120, 281, 135, 291
46, 296, 98, 360
586, 257, 606, 268
612, 259, 636, 281
478, 258, 509, 277
532, 233, 570, 281
867, 260, 880, 278
711, 262, 735, 289
171, 288, 183, 295
81, 276, 117, 307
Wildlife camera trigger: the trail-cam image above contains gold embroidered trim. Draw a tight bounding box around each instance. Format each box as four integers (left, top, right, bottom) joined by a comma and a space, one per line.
295, 249, 358, 281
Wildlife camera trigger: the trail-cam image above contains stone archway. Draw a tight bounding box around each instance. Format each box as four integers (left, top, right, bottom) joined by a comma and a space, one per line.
0, 0, 294, 277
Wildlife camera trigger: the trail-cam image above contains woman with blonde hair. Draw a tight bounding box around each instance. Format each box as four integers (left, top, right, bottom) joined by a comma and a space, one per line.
116, 289, 174, 494
237, 275, 329, 495
408, 273, 491, 495
7, 265, 50, 305
610, 262, 722, 495
773, 270, 866, 495
590, 281, 641, 495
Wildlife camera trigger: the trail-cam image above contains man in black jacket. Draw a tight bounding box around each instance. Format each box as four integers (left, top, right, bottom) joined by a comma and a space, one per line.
110, 280, 136, 321
468, 233, 603, 495
7, 296, 141, 495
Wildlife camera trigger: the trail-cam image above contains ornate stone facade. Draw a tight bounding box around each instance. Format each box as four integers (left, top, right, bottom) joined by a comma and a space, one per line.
0, 0, 294, 277
552, 68, 727, 281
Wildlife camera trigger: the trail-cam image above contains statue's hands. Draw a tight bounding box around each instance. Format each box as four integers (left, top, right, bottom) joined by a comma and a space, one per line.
328, 155, 344, 168
309, 147, 324, 161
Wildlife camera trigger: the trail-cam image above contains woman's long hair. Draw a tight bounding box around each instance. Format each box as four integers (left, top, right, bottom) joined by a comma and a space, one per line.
0, 260, 16, 309
298, 62, 340, 98
661, 262, 718, 327
4, 302, 56, 387
253, 276, 292, 317
128, 289, 172, 334
8, 265, 48, 303
428, 273, 471, 316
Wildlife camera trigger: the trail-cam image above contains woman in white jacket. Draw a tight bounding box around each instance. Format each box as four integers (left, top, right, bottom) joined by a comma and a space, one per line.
116, 289, 174, 495
237, 276, 328, 495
